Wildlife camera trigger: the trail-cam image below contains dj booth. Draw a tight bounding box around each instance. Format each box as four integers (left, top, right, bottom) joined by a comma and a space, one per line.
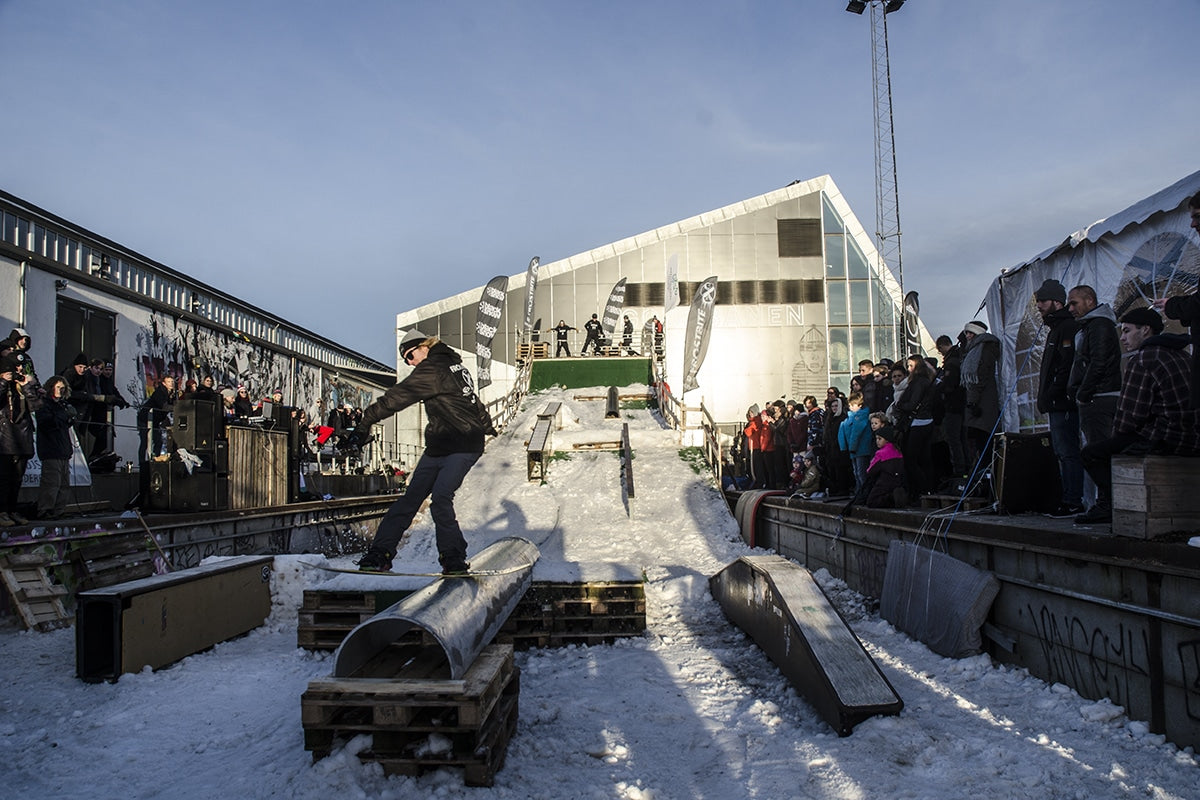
145, 398, 300, 513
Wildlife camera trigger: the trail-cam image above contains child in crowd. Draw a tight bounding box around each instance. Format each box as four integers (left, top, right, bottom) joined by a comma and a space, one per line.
863, 425, 906, 508
838, 392, 873, 493
791, 451, 822, 497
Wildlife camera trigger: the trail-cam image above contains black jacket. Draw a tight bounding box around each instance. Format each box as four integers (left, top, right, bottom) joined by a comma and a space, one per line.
894, 370, 935, 428
358, 342, 497, 457
939, 345, 966, 413
1067, 304, 1121, 404
1164, 293, 1200, 410
36, 395, 75, 460
1036, 307, 1078, 413
0, 375, 41, 457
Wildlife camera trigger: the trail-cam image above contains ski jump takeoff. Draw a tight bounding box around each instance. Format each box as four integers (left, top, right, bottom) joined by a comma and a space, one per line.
345, 330, 497, 575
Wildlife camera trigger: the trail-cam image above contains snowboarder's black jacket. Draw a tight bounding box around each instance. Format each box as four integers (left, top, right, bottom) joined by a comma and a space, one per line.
358, 341, 497, 457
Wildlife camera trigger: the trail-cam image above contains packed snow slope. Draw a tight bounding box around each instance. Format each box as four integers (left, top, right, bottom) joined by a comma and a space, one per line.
2, 385, 1198, 799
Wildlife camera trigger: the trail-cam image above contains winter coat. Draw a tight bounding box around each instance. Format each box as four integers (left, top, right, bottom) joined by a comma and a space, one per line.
36, 395, 75, 461
838, 408, 873, 458
805, 407, 824, 448
939, 345, 966, 413
894, 370, 935, 430
1067, 304, 1121, 405
0, 375, 41, 457
1163, 293, 1200, 410
757, 413, 776, 453
787, 412, 809, 451
1113, 333, 1200, 453
358, 341, 496, 457
743, 414, 761, 452
961, 332, 1001, 433
1036, 306, 1078, 414
863, 442, 905, 508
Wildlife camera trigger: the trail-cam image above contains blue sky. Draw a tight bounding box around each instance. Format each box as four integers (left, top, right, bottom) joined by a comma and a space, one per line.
2, 0, 1196, 363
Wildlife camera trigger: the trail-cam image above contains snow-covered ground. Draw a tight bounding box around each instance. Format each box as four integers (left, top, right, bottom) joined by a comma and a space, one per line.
2, 385, 1197, 799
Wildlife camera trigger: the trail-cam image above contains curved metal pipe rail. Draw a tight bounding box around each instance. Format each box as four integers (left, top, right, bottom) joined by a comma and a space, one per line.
332, 536, 539, 679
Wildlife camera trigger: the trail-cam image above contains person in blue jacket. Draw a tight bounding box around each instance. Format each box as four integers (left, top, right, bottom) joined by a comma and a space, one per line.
838, 391, 873, 493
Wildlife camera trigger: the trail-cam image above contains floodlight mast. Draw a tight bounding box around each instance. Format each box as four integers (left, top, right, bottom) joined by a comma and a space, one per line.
847, 0, 905, 354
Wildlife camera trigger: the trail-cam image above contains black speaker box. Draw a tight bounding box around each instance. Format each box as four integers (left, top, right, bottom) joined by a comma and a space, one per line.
993, 432, 1061, 514
145, 460, 230, 513
172, 397, 220, 450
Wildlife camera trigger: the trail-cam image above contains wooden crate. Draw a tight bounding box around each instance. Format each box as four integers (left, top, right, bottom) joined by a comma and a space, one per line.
302, 643, 518, 787
0, 553, 71, 631
1112, 456, 1200, 539
70, 531, 157, 591
297, 589, 414, 650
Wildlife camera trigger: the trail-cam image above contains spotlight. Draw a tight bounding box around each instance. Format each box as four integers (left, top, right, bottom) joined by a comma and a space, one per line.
846, 1, 866, 13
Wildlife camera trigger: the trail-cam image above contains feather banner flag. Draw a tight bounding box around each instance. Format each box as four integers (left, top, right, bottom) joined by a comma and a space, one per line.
475, 275, 508, 388
681, 276, 718, 393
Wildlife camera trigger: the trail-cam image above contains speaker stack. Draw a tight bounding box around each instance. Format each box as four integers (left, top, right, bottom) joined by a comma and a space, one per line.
992, 432, 1062, 514
149, 397, 230, 513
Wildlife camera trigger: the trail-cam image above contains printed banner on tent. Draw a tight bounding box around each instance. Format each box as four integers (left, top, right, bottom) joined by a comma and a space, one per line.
475, 275, 508, 388
521, 256, 539, 336
681, 276, 718, 393
600, 278, 627, 340
903, 291, 922, 357
664, 254, 680, 314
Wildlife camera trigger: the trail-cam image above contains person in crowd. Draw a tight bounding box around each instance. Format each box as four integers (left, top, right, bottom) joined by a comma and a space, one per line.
145, 375, 178, 457
553, 320, 576, 357
868, 411, 890, 436
62, 352, 90, 444
936, 334, 967, 484
0, 351, 40, 525
581, 313, 604, 356
758, 404, 779, 489
232, 385, 255, 419
885, 363, 908, 422
1066, 284, 1121, 458
82, 358, 127, 461
787, 402, 809, 454
1033, 278, 1085, 518
1077, 308, 1200, 524
803, 395, 823, 452
192, 374, 219, 402
743, 404, 764, 489
6, 328, 39, 384
857, 360, 878, 411
861, 425, 906, 508
960, 320, 1001, 474
1152, 191, 1200, 408
838, 391, 872, 494
621, 315, 639, 356
792, 450, 821, 496
352, 331, 497, 575
894, 354, 938, 502
651, 316, 664, 357
875, 364, 896, 412
220, 387, 237, 422
35, 375, 75, 520
823, 389, 851, 495
769, 401, 791, 488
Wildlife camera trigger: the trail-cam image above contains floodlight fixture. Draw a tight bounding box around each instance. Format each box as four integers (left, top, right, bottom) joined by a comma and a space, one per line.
846, 1, 867, 13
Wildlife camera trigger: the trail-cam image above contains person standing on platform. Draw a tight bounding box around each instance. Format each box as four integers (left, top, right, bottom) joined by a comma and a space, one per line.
959, 321, 1001, 474
1066, 285, 1121, 465
0, 352, 40, 526
553, 320, 575, 357
621, 315, 638, 356
353, 331, 497, 575
1033, 279, 1084, 518
35, 376, 75, 520
1152, 191, 1200, 408
581, 313, 603, 356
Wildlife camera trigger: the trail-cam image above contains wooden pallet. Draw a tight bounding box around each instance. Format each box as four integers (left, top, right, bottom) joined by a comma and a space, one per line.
0, 552, 71, 631
919, 494, 992, 512
297, 589, 414, 650
69, 531, 157, 591
303, 643, 518, 787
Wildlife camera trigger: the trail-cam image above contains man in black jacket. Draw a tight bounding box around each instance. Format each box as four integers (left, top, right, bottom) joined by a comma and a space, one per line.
354, 331, 497, 574
1034, 279, 1084, 517
1066, 285, 1121, 455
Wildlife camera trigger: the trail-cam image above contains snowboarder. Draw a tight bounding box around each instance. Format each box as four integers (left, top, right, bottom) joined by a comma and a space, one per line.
351, 331, 497, 575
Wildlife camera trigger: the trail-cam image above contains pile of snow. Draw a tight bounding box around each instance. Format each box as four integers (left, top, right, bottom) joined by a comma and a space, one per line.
3, 386, 1196, 798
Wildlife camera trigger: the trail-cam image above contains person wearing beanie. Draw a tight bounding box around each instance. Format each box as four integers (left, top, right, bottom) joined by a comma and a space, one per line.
352, 330, 497, 574
35, 375, 75, 520
581, 312, 603, 356
1065, 285, 1121, 516
860, 424, 906, 508
1034, 278, 1084, 518
1152, 191, 1200, 409
0, 351, 41, 526
1076, 306, 1200, 525
959, 320, 1001, 472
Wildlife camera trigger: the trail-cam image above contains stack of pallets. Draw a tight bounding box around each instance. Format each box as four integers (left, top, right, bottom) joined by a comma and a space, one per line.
302, 643, 519, 786
70, 531, 157, 591
0, 552, 71, 631
297, 589, 414, 650
498, 581, 646, 649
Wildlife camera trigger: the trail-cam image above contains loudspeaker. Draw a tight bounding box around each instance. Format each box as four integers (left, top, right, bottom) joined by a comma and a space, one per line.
993, 432, 1061, 514
145, 460, 229, 512
172, 397, 220, 450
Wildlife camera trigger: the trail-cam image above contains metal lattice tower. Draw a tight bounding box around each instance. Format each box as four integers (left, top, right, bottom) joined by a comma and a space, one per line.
848, 0, 906, 351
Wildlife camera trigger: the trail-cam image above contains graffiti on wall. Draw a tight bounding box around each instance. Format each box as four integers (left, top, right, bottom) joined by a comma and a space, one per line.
130, 313, 323, 417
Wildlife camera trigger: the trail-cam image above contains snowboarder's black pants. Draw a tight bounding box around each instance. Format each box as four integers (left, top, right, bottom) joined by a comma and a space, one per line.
371, 450, 481, 567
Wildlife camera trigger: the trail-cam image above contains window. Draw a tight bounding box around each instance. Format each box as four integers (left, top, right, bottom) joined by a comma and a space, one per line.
777, 219, 822, 257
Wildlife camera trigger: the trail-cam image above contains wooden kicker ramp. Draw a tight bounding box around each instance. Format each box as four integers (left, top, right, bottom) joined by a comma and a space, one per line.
709, 555, 903, 735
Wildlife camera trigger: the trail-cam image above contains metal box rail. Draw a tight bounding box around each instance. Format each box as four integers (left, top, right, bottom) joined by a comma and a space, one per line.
709, 555, 902, 736
76, 555, 273, 681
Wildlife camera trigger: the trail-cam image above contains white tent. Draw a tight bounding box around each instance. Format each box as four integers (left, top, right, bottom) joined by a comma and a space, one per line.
983, 171, 1200, 433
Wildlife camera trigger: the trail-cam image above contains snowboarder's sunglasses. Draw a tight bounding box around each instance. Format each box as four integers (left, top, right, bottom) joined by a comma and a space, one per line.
402, 347, 419, 363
